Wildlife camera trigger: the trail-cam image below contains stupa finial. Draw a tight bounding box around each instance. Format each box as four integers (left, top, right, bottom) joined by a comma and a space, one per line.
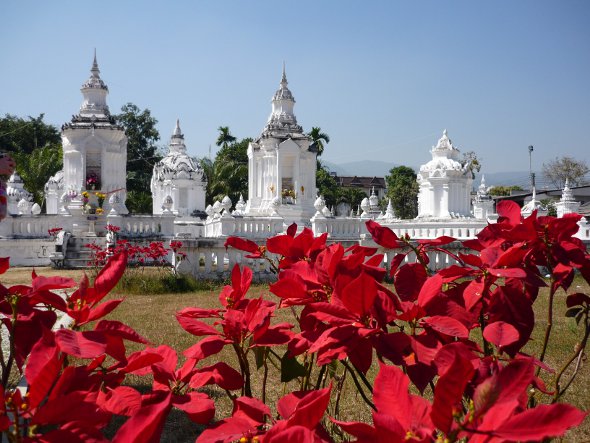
174, 119, 182, 137
281, 61, 287, 85
91, 48, 100, 78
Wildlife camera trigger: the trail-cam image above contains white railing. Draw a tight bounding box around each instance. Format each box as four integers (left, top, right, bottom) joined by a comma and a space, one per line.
0, 215, 64, 238
204, 216, 284, 239
312, 216, 488, 240
107, 214, 175, 238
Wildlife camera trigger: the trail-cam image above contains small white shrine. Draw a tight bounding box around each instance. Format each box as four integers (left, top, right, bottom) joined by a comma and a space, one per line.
556, 179, 581, 217
6, 171, 34, 215
245, 66, 317, 223
45, 53, 128, 215
151, 120, 207, 216
417, 130, 473, 219
472, 175, 494, 220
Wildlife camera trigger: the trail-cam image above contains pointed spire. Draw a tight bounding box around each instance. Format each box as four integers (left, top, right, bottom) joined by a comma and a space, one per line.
91, 48, 100, 78
168, 118, 186, 154
173, 119, 183, 138
281, 61, 287, 85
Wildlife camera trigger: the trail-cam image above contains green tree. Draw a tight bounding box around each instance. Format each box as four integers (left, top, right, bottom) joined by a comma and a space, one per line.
114, 103, 161, 213
488, 185, 523, 196
205, 137, 250, 205
542, 156, 589, 188
337, 187, 367, 213
0, 114, 61, 155
316, 162, 339, 209
216, 126, 237, 150
385, 166, 418, 219
308, 127, 330, 157
11, 144, 62, 207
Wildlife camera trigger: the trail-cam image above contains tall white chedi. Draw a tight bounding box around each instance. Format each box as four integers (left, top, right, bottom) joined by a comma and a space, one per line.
151, 120, 207, 216
417, 130, 473, 219
45, 52, 128, 214
555, 178, 580, 217
245, 65, 317, 221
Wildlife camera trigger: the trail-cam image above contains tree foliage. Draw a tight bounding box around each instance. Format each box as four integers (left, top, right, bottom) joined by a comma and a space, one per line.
542, 156, 589, 188
0, 114, 61, 155
385, 165, 418, 219
488, 185, 523, 196
0, 114, 62, 207
114, 104, 161, 213
205, 134, 250, 205
216, 126, 237, 150
11, 145, 62, 206
316, 162, 339, 209
308, 127, 330, 157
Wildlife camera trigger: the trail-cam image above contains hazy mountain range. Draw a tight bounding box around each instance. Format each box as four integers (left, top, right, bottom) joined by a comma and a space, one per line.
322, 159, 544, 189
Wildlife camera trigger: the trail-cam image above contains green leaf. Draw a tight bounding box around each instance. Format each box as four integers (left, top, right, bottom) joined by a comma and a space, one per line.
254, 346, 267, 370
565, 307, 583, 318
280, 351, 307, 383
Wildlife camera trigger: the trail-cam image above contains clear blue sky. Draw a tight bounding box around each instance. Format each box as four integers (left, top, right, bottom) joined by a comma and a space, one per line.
1, 0, 588, 173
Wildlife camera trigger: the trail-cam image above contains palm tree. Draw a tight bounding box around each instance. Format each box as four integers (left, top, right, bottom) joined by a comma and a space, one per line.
308, 127, 330, 157
216, 126, 236, 150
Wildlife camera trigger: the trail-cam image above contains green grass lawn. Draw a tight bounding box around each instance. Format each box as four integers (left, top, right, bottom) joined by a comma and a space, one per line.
3, 267, 589, 442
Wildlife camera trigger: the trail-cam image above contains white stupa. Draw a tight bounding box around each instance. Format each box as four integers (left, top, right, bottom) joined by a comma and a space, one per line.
245, 65, 317, 223
45, 52, 128, 215
555, 178, 580, 217
472, 175, 494, 220
6, 171, 32, 215
417, 130, 473, 219
151, 120, 207, 216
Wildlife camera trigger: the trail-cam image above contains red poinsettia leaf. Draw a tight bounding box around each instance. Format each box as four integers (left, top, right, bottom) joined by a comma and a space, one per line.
94, 251, 127, 299
464, 279, 485, 311
224, 237, 259, 253
31, 275, 76, 293
483, 321, 520, 349
119, 349, 165, 375
190, 362, 243, 391
172, 391, 215, 424
95, 319, 149, 343
112, 391, 173, 443
26, 329, 62, 409
340, 272, 377, 317
55, 329, 108, 359
417, 274, 443, 308
417, 236, 456, 246
422, 315, 469, 339
494, 404, 587, 441
431, 352, 475, 433
366, 220, 402, 249
97, 386, 142, 416
566, 292, 590, 307
330, 418, 377, 441
195, 416, 259, 443
373, 362, 412, 429
278, 385, 331, 429
84, 299, 124, 323
488, 267, 526, 278
394, 263, 427, 302
496, 200, 521, 225
265, 425, 315, 443
0, 257, 9, 274
176, 314, 219, 336
184, 336, 228, 361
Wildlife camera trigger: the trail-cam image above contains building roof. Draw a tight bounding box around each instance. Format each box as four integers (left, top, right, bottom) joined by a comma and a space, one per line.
336, 175, 386, 188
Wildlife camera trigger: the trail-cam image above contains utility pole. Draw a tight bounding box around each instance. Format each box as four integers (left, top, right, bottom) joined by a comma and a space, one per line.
528, 145, 535, 191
